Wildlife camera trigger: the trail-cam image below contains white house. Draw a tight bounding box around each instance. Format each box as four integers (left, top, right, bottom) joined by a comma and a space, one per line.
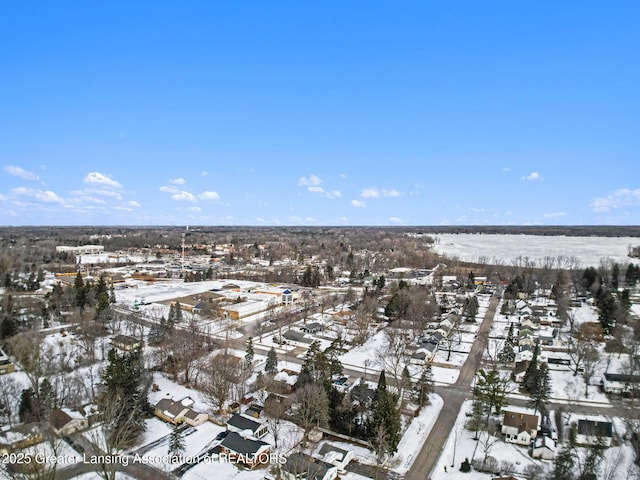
501, 409, 540, 446
226, 413, 268, 439
317, 443, 354, 473
531, 435, 555, 460
50, 408, 89, 436
576, 418, 613, 447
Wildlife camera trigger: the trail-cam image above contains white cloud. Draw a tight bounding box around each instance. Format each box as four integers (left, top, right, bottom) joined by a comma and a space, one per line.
12, 187, 65, 204
383, 189, 401, 197
0, 193, 6, 201
4, 165, 39, 181
361, 187, 380, 198
340, 173, 347, 179
189, 207, 202, 212
522, 172, 543, 181
84, 172, 123, 189
288, 216, 302, 223
86, 188, 122, 200
591, 188, 640, 212
503, 167, 511, 172
543, 211, 566, 218
389, 217, 403, 224
199, 191, 220, 201
127, 200, 141, 208
201, 171, 209, 177
351, 200, 366, 208
308, 186, 325, 193
160, 185, 180, 194
171, 177, 187, 185
171, 191, 197, 202
326, 190, 342, 199
298, 174, 323, 187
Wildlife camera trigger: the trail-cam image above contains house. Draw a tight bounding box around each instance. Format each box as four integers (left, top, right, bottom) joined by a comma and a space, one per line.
602, 372, 640, 395
50, 408, 89, 436
283, 329, 314, 347
501, 409, 540, 445
245, 404, 264, 419
301, 322, 322, 334
0, 349, 15, 375
317, 443, 354, 473
226, 413, 268, 439
220, 431, 271, 468
154, 397, 208, 426
0, 423, 44, 454
272, 369, 298, 393
511, 361, 531, 383
531, 435, 555, 460
110, 334, 142, 352
576, 419, 613, 447
283, 452, 338, 480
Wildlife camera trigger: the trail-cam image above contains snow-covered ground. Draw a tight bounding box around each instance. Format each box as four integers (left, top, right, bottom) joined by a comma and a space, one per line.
431, 233, 638, 267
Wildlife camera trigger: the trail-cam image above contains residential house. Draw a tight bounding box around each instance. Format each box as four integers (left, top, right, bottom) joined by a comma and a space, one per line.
283, 452, 338, 480
226, 413, 268, 439
576, 419, 613, 447
300, 322, 322, 334
245, 404, 264, 419
0, 349, 15, 375
501, 409, 540, 445
111, 334, 142, 352
531, 435, 555, 460
511, 361, 531, 384
602, 373, 640, 395
50, 408, 89, 436
154, 397, 208, 426
283, 329, 314, 347
0, 423, 43, 454
317, 443, 354, 473
220, 431, 270, 468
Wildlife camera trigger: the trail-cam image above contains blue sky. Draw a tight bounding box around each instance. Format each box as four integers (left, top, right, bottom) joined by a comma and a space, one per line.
1, 1, 639, 226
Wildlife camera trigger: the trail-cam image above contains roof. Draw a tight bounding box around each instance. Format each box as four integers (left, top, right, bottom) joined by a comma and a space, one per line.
155, 398, 188, 418
227, 414, 263, 432
283, 452, 336, 479
502, 410, 539, 434
283, 330, 313, 344
49, 409, 81, 430
318, 443, 350, 460
578, 419, 613, 437
220, 431, 269, 456
604, 372, 640, 383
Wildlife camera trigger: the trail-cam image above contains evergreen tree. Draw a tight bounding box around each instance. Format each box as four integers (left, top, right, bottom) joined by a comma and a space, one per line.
245, 337, 254, 365
109, 283, 116, 304
370, 371, 401, 453
38, 378, 57, 417
596, 290, 617, 334
265, 347, 278, 374
168, 423, 185, 461
101, 348, 149, 448
498, 323, 516, 364
553, 444, 576, 480
521, 344, 541, 394
74, 272, 87, 312
528, 363, 551, 414
416, 364, 434, 408
95, 275, 110, 320
474, 369, 510, 421
18, 388, 38, 423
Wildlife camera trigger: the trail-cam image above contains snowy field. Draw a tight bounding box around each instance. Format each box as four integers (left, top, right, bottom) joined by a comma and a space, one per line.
431, 233, 639, 267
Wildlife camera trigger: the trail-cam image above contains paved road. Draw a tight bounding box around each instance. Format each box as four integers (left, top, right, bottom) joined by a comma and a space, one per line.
405, 294, 500, 480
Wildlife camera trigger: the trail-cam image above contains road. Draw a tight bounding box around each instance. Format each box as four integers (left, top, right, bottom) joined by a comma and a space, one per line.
405, 294, 500, 480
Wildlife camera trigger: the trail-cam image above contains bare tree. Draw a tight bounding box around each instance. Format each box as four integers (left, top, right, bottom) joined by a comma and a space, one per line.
582, 344, 602, 398
202, 353, 242, 414
0, 375, 19, 427
293, 383, 328, 445
376, 328, 411, 399
264, 394, 291, 448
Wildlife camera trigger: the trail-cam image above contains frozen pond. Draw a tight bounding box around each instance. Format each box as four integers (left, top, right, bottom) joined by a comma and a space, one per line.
429, 233, 640, 268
